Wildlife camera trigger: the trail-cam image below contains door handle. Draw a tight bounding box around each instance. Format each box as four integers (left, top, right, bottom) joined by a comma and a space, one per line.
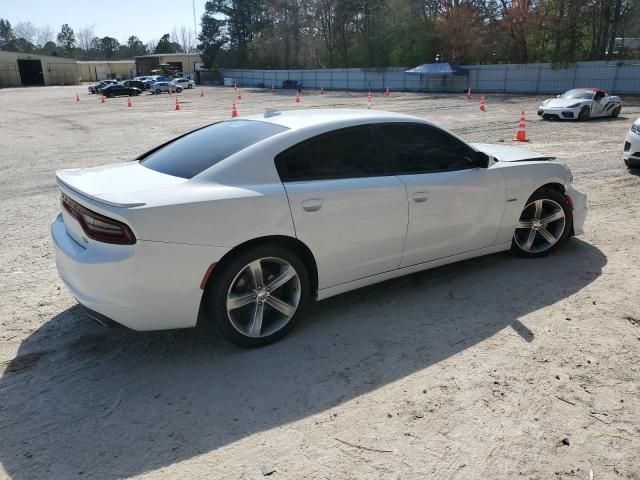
412, 192, 428, 203
301, 199, 323, 212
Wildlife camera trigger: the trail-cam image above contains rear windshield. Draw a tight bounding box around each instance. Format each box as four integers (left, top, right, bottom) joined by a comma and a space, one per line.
140, 120, 288, 179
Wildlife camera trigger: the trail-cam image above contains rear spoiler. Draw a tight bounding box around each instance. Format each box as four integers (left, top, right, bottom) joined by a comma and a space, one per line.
56, 174, 146, 208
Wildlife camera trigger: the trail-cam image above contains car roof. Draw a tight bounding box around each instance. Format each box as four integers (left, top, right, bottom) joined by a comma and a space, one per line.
241, 108, 428, 131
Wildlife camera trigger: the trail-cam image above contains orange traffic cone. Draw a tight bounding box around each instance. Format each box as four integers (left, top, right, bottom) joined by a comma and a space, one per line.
237, 89, 242, 101
295, 90, 301, 103
168, 87, 172, 95
127, 97, 132, 107
367, 90, 372, 109
231, 100, 238, 118
100, 94, 105, 104
480, 96, 486, 112
514, 111, 527, 142
384, 85, 390, 97
200, 88, 204, 97
320, 86, 324, 95
175, 97, 181, 111
466, 87, 472, 100
75, 92, 80, 102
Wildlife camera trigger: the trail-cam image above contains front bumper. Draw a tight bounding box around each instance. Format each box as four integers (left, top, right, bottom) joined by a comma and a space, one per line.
624, 130, 640, 166
566, 184, 587, 236
51, 214, 230, 331
537, 106, 580, 120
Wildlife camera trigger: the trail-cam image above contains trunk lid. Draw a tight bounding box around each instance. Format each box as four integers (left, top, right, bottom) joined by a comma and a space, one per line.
56, 161, 186, 207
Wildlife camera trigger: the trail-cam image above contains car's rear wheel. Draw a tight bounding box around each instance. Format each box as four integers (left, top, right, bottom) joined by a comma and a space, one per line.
187, 84, 193, 89
204, 245, 310, 347
611, 105, 621, 118
511, 189, 573, 258
578, 105, 590, 121
155, 89, 161, 94
176, 87, 183, 93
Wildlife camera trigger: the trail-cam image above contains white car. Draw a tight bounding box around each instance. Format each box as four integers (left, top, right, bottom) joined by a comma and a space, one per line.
150, 81, 183, 94
51, 109, 586, 347
538, 88, 622, 121
624, 117, 640, 168
172, 78, 195, 89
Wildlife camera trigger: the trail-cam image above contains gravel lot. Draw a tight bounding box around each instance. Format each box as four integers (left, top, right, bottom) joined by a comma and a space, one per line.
1, 86, 639, 480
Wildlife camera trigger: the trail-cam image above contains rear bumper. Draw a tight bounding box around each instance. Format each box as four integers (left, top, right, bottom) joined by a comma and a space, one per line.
52, 214, 230, 331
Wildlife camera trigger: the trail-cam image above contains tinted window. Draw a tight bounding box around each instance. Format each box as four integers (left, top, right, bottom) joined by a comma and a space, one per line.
141, 120, 288, 179
276, 126, 388, 181
561, 89, 594, 100
380, 123, 477, 174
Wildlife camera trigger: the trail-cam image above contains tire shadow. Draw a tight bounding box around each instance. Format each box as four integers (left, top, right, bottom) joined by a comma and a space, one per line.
0, 238, 605, 479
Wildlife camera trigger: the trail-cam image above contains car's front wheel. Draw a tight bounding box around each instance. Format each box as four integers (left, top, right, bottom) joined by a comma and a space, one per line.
155, 89, 161, 94
578, 105, 590, 121
176, 87, 183, 93
203, 245, 310, 347
187, 84, 193, 89
511, 189, 573, 258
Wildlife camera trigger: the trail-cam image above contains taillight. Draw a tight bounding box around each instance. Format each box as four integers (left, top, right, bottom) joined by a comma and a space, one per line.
61, 193, 136, 245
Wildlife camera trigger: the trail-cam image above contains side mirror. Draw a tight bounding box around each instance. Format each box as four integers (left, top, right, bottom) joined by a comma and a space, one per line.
476, 151, 495, 168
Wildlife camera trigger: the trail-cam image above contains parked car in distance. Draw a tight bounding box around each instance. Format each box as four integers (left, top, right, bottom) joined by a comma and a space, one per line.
88, 80, 118, 94
172, 78, 195, 89
624, 117, 640, 168
121, 80, 146, 91
150, 81, 183, 94
538, 88, 622, 121
143, 75, 171, 89
101, 84, 141, 98
95, 80, 120, 95
52, 109, 587, 348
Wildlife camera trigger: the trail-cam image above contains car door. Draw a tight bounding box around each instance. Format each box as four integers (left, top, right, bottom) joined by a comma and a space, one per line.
377, 123, 506, 268
591, 90, 608, 116
276, 125, 409, 289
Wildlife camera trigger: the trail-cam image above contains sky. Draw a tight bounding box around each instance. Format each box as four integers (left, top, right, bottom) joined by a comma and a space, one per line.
2, 0, 209, 45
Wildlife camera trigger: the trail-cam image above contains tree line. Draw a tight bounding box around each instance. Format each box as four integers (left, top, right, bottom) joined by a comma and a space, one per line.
197, 0, 640, 69
2, 1, 639, 69
0, 20, 197, 60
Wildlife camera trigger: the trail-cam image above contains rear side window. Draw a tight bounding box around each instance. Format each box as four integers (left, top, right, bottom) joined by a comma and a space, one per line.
379, 123, 477, 173
276, 126, 388, 181
140, 120, 288, 179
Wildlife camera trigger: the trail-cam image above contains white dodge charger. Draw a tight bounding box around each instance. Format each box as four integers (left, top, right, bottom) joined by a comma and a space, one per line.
538, 88, 622, 121
52, 109, 587, 347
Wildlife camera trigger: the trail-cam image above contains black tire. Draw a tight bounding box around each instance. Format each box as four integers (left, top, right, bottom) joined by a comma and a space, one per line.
203, 244, 310, 348
578, 105, 590, 121
611, 105, 621, 118
187, 84, 193, 89
511, 188, 573, 258
155, 89, 161, 94
176, 87, 183, 93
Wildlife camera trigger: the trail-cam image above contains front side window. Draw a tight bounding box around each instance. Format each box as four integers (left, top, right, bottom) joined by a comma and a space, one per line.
140, 120, 289, 179
379, 123, 477, 174
276, 126, 388, 181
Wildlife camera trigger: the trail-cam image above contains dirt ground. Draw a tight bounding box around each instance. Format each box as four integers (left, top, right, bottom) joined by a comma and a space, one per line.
1, 85, 639, 480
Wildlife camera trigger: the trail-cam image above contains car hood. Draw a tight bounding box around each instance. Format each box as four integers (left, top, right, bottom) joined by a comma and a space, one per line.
542, 98, 589, 108
56, 162, 185, 207
471, 143, 554, 162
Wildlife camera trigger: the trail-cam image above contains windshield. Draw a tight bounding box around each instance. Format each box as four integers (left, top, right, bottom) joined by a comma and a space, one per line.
561, 89, 595, 100
140, 120, 289, 179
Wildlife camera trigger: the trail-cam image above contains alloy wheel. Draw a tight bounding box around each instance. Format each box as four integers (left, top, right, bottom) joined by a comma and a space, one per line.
226, 257, 301, 338
514, 199, 566, 254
